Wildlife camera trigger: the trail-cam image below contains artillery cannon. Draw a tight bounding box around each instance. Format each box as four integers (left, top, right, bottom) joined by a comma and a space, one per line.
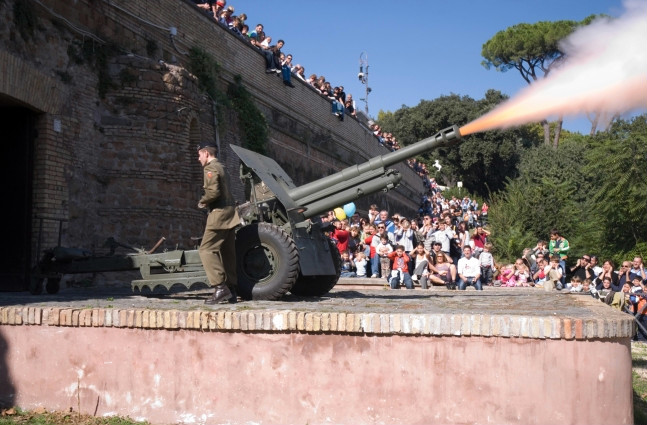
32, 125, 462, 300
231, 124, 461, 300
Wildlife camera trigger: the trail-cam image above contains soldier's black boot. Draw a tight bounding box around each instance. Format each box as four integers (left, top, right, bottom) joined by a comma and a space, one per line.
205, 284, 232, 305
228, 287, 238, 304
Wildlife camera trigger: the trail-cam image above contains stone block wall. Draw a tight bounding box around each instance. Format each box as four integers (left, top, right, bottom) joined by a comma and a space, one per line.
0, 0, 426, 270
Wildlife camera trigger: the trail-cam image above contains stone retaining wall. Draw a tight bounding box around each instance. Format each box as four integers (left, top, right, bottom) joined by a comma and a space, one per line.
0, 306, 635, 339
0, 0, 426, 265
0, 289, 635, 424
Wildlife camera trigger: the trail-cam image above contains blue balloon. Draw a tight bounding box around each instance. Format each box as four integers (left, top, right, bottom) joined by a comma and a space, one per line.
343, 202, 356, 218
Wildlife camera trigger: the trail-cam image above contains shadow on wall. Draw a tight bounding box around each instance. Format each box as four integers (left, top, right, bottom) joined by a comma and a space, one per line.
0, 330, 15, 408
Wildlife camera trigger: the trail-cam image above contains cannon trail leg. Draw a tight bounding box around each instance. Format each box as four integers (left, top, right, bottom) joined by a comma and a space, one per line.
290, 239, 341, 297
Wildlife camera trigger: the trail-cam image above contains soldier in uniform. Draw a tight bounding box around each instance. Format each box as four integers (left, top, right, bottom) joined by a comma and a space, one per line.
197, 142, 240, 304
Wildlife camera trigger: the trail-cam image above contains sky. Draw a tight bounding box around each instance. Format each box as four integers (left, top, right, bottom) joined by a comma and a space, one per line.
235, 0, 641, 134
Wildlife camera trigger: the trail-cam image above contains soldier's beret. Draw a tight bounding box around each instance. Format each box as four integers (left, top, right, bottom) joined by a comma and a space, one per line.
197, 141, 217, 150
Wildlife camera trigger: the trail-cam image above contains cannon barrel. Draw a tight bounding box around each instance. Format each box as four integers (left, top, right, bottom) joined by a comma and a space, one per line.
299, 170, 402, 219
287, 125, 461, 203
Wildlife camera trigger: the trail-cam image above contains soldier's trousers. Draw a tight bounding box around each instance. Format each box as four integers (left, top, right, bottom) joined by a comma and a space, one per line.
199, 226, 237, 290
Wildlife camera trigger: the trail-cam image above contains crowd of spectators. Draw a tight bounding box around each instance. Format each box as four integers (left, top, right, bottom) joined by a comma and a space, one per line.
368, 122, 434, 184
323, 188, 489, 291
191, 0, 438, 186
191, 0, 358, 113
469, 227, 647, 340
325, 195, 647, 339
191, 1, 646, 339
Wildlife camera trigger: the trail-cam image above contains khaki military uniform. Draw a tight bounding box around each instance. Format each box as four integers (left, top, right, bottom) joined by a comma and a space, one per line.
198, 158, 240, 290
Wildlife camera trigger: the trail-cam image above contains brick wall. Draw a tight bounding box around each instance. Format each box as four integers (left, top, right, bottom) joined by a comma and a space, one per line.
0, 0, 425, 270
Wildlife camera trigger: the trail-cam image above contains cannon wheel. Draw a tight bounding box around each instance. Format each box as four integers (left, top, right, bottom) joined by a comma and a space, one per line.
290, 239, 341, 297
29, 268, 62, 295
236, 222, 300, 300
46, 277, 61, 294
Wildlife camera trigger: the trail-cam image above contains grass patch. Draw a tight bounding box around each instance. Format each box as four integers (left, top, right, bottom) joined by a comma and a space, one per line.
0, 408, 149, 425
634, 342, 647, 424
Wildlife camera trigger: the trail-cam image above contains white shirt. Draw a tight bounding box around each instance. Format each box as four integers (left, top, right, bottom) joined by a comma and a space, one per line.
355, 259, 368, 276
458, 256, 480, 278
432, 230, 451, 253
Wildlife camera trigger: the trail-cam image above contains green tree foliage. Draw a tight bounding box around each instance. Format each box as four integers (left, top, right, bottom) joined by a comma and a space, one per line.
481, 18, 594, 145
377, 91, 542, 198
481, 20, 578, 81
584, 116, 647, 254
489, 114, 646, 264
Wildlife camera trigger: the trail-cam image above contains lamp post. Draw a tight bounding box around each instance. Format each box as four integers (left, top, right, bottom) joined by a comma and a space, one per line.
358, 52, 371, 116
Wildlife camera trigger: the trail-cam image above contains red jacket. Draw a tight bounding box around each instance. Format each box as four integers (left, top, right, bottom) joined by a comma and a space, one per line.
387, 252, 411, 273
365, 235, 375, 257
333, 228, 349, 253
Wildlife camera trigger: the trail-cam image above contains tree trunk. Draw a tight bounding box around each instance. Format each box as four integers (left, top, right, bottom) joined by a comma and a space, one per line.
603, 114, 619, 132
589, 113, 599, 136
542, 120, 550, 145
553, 119, 563, 148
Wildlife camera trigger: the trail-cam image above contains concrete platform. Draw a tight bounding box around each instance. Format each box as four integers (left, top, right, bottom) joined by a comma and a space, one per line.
0, 282, 635, 424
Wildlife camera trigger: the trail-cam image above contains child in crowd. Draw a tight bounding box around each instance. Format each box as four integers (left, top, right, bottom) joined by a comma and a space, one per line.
513, 258, 531, 287
533, 240, 549, 259
354, 252, 368, 278
499, 264, 515, 287
533, 258, 549, 288
582, 278, 593, 293
479, 242, 495, 286
339, 250, 356, 278
387, 245, 414, 289
596, 275, 615, 291
596, 276, 614, 300
376, 235, 393, 279
632, 276, 646, 293
567, 276, 583, 292
347, 226, 362, 256
545, 256, 563, 291
613, 283, 631, 310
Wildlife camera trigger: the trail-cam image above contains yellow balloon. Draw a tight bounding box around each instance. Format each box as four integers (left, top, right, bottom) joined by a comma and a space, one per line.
334, 207, 346, 220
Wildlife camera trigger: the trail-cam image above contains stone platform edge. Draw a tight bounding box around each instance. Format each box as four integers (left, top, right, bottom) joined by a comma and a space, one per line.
0, 306, 634, 340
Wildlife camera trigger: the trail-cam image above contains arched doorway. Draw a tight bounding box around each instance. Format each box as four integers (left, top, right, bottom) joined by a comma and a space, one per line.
0, 101, 37, 291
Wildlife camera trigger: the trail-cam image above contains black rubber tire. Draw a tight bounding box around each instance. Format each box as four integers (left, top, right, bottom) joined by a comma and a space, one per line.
290, 239, 341, 297
46, 278, 61, 294
236, 222, 300, 300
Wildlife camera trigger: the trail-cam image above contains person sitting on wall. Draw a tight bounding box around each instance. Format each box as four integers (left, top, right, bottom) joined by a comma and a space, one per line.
344, 94, 356, 117
293, 64, 306, 81
280, 53, 295, 88
248, 23, 264, 46
457, 246, 482, 291
387, 245, 414, 290
263, 39, 284, 73
219, 5, 235, 27
332, 86, 345, 120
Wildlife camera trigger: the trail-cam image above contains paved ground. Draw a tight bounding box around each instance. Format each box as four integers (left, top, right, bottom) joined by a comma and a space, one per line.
0, 277, 606, 318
